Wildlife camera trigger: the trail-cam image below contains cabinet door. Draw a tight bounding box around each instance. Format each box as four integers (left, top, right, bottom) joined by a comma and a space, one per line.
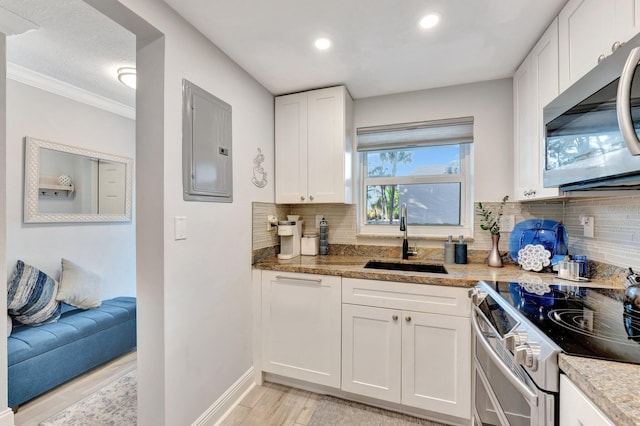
531, 18, 560, 199
559, 0, 616, 92
275, 92, 308, 203
401, 311, 471, 419
513, 56, 537, 201
615, 0, 640, 44
341, 304, 402, 403
307, 86, 348, 203
261, 271, 341, 388
560, 375, 614, 425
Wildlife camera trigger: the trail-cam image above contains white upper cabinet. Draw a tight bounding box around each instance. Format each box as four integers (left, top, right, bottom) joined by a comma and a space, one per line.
559, 0, 640, 92
275, 86, 354, 204
615, 0, 640, 42
514, 19, 561, 201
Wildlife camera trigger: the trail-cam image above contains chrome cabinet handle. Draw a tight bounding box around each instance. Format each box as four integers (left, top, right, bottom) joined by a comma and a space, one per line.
309, 195, 314, 201
392, 315, 398, 321
617, 46, 640, 155
300, 196, 305, 201
275, 275, 322, 283
597, 53, 606, 64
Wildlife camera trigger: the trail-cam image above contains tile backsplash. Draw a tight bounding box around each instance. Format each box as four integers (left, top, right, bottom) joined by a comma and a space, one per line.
252, 194, 640, 271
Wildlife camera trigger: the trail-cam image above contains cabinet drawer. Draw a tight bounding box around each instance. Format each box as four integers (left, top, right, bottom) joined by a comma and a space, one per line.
342, 278, 470, 317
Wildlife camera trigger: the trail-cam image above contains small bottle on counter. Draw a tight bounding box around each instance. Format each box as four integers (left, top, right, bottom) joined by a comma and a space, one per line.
444, 235, 455, 264
455, 235, 467, 264
319, 217, 329, 255
573, 255, 588, 278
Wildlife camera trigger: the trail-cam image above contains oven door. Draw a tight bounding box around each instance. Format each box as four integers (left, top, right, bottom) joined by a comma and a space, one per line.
472, 308, 555, 426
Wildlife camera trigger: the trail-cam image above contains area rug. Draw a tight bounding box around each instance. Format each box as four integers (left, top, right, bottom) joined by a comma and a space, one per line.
308, 395, 446, 426
40, 371, 136, 426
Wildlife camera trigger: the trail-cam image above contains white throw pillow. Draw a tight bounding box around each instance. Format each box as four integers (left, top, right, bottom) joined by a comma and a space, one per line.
56, 259, 102, 309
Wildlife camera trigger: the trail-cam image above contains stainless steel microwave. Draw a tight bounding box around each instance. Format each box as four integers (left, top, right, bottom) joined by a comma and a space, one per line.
543, 32, 640, 191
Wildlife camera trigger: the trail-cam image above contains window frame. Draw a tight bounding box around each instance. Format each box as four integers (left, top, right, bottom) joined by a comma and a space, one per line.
358, 143, 473, 238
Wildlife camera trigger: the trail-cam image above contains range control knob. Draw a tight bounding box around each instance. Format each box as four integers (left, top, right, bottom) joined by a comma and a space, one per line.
514, 343, 539, 371
468, 288, 487, 305
503, 330, 528, 352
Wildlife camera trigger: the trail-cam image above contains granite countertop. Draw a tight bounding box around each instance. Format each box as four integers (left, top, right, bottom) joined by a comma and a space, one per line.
253, 254, 619, 289
559, 354, 640, 426
254, 254, 638, 423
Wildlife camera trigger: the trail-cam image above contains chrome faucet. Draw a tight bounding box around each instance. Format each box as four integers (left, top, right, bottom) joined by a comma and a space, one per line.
400, 203, 417, 260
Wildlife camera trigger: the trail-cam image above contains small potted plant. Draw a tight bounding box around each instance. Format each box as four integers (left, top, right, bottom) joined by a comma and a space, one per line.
476, 195, 509, 267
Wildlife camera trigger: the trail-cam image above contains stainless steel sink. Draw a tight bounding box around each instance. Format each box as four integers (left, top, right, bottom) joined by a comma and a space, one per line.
364, 260, 448, 274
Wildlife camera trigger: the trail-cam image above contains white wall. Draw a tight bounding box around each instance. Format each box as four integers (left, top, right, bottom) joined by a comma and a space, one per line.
100, 1, 275, 424
354, 78, 514, 202
6, 79, 136, 299
0, 34, 10, 425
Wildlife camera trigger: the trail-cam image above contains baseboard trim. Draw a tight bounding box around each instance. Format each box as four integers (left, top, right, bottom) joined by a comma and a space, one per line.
192, 367, 255, 426
0, 407, 14, 426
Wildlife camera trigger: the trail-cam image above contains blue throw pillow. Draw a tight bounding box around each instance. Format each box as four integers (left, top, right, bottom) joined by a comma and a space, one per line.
7, 260, 61, 325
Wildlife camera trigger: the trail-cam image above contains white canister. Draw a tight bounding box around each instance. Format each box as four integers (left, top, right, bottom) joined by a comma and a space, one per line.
301, 234, 319, 256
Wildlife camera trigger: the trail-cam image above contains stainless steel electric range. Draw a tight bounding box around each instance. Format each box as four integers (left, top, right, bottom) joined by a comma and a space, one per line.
470, 280, 640, 426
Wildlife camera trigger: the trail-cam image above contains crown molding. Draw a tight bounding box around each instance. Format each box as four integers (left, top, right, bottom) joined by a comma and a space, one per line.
7, 62, 135, 120
0, 6, 39, 36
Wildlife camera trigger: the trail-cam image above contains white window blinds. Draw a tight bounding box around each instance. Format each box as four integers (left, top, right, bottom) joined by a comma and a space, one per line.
356, 116, 474, 152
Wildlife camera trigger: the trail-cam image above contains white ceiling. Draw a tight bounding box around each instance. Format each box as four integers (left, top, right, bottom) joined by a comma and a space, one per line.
163, 0, 568, 98
0, 0, 135, 108
0, 0, 568, 107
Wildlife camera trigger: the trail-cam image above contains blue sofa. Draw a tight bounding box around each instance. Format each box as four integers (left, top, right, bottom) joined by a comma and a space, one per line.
7, 297, 136, 408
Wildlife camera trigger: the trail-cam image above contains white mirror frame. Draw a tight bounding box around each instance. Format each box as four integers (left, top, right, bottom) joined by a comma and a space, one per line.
24, 136, 134, 223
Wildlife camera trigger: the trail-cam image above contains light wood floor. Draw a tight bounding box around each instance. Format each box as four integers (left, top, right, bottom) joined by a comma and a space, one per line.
14, 355, 435, 426
13, 351, 137, 426
220, 382, 322, 426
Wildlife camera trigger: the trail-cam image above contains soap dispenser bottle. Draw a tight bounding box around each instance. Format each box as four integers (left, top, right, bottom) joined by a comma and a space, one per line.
444, 235, 455, 264
454, 235, 467, 264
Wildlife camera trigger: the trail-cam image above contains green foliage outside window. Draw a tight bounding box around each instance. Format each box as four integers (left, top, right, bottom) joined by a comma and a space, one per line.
366, 151, 412, 224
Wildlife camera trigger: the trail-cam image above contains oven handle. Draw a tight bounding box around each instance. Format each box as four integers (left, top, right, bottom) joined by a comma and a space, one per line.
617, 46, 640, 156
471, 310, 539, 406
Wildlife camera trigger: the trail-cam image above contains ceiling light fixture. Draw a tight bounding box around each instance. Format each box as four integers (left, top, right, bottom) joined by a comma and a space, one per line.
419, 13, 440, 29
314, 37, 332, 50
117, 67, 136, 89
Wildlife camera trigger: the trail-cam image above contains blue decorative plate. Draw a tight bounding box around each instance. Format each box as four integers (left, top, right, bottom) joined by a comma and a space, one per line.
509, 219, 568, 265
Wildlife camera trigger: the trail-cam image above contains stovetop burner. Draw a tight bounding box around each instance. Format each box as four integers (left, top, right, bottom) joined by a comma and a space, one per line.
489, 281, 640, 365
548, 308, 640, 344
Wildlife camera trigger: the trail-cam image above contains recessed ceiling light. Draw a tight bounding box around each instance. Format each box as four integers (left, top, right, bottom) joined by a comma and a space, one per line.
419, 13, 440, 29
117, 67, 136, 89
314, 37, 332, 50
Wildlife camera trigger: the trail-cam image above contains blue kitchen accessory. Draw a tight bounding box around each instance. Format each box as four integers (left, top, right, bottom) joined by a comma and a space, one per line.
509, 219, 568, 265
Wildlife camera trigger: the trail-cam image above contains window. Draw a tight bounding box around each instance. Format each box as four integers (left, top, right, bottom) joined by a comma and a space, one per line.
357, 117, 473, 238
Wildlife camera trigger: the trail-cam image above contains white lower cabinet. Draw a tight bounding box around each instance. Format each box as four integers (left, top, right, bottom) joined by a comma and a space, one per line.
341, 304, 402, 402
341, 278, 471, 421
401, 310, 471, 416
261, 270, 341, 388
560, 374, 614, 426
259, 272, 471, 421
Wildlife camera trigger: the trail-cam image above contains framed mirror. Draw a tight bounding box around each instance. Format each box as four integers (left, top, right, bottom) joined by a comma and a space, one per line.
24, 137, 134, 223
